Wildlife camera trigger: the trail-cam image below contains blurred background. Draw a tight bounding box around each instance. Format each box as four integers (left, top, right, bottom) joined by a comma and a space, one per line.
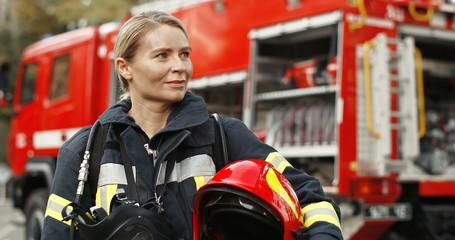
0, 1, 149, 239
0, 0, 148, 105
1, 0, 455, 239
0, 0, 152, 159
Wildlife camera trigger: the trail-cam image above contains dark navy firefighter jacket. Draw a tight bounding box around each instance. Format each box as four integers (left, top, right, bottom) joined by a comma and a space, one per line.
42, 92, 343, 240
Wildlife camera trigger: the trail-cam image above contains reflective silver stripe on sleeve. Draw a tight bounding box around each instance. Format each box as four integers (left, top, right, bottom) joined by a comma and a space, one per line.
301, 202, 341, 230
304, 208, 339, 223
157, 154, 216, 185
44, 194, 72, 225
265, 152, 293, 173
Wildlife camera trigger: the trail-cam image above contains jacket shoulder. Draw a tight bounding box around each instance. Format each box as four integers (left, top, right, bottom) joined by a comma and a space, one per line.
219, 116, 245, 129
59, 126, 91, 156
220, 116, 257, 140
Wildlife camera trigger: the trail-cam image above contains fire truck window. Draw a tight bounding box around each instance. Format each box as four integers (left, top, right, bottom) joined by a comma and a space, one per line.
49, 54, 70, 101
20, 63, 37, 105
258, 25, 336, 61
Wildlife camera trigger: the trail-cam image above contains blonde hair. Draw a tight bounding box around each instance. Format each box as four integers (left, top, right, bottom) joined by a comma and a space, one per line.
114, 11, 188, 100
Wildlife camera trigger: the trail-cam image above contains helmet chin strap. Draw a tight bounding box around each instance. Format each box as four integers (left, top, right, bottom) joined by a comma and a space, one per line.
291, 227, 310, 240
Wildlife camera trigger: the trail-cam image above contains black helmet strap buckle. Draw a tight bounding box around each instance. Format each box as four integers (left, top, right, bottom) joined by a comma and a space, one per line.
291, 226, 309, 240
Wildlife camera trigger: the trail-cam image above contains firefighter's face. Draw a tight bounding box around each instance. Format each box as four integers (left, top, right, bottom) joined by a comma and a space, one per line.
117, 24, 192, 104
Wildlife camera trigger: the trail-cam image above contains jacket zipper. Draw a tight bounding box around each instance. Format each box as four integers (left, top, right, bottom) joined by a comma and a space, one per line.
144, 143, 157, 164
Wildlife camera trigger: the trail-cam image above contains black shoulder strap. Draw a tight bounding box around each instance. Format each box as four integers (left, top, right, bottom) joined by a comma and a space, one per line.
211, 113, 229, 171
88, 122, 109, 203
117, 135, 139, 202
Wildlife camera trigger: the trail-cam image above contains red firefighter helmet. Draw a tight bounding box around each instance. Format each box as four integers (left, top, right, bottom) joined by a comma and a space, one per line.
193, 159, 305, 240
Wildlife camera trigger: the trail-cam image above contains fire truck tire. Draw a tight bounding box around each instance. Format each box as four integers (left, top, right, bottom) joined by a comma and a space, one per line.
24, 188, 48, 240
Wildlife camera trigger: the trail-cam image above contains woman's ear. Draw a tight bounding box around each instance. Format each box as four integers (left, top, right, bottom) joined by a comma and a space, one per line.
115, 57, 132, 80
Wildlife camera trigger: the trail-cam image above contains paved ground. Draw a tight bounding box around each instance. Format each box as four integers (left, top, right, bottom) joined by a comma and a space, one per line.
0, 199, 25, 240
0, 164, 25, 240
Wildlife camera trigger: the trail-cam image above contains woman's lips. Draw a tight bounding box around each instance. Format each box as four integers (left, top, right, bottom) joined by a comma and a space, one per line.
166, 80, 185, 87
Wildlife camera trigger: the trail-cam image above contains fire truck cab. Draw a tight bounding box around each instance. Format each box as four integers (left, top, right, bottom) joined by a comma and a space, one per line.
7, 22, 119, 239
7, 0, 455, 239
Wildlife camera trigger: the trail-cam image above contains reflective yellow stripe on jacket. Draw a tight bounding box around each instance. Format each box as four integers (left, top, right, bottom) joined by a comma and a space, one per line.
96, 162, 129, 214
265, 152, 293, 173
95, 184, 118, 214
266, 152, 341, 230
44, 194, 72, 225
194, 176, 214, 190
302, 201, 341, 230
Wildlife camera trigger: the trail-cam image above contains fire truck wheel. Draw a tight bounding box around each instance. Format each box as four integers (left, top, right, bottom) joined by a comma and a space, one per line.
24, 188, 48, 240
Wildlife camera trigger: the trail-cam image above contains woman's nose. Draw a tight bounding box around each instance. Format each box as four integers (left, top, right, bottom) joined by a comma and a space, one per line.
171, 56, 186, 73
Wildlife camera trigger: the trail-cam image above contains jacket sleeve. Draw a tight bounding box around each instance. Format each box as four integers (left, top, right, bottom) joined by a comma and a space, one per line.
42, 126, 93, 240
222, 117, 343, 240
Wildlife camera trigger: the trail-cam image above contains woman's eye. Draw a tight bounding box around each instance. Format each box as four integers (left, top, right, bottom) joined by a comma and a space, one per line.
157, 53, 167, 59
180, 52, 190, 58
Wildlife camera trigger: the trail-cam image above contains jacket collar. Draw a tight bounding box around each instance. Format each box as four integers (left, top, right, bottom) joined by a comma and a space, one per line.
98, 91, 210, 133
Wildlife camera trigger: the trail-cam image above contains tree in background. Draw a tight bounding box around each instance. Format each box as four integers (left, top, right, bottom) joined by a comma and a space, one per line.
53, 0, 134, 29
0, 0, 152, 97
2, 0, 147, 83
0, 0, 151, 163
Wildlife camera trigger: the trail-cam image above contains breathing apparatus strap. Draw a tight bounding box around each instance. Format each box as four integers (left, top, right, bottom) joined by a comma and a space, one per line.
143, 150, 176, 213
118, 131, 177, 212
88, 122, 109, 204
159, 150, 177, 209
118, 135, 140, 202
211, 113, 229, 171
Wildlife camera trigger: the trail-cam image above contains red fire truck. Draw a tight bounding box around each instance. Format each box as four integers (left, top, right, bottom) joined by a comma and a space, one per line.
7, 0, 455, 239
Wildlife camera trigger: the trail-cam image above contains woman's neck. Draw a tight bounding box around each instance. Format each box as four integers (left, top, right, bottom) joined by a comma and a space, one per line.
128, 99, 172, 139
